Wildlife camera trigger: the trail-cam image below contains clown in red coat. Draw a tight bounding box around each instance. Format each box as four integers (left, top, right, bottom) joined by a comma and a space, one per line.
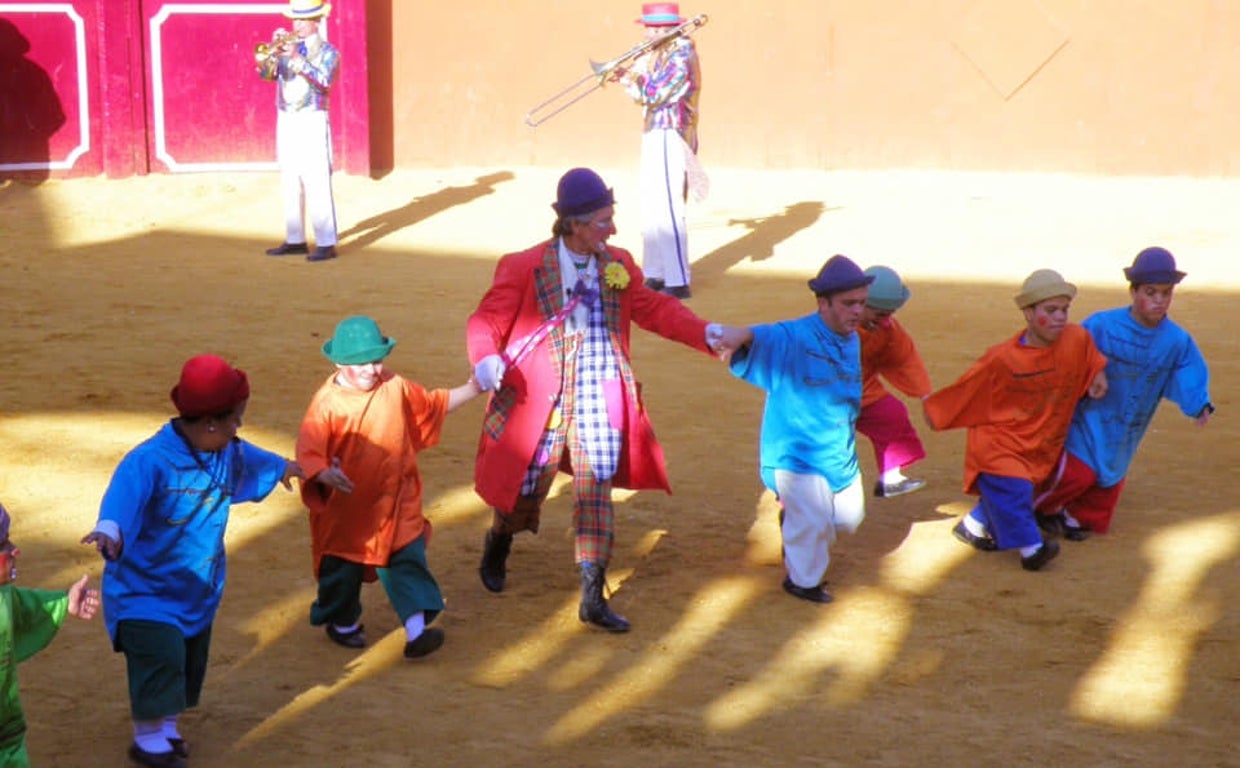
466, 167, 731, 632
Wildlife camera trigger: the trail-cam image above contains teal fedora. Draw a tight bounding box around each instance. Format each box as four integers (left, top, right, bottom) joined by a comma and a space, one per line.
322, 316, 396, 365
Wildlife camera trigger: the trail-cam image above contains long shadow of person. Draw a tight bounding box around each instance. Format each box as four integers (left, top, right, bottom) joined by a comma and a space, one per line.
339, 170, 516, 250
693, 201, 834, 284
0, 18, 66, 184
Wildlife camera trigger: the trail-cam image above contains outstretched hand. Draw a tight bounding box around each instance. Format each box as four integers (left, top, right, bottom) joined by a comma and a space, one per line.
281, 460, 305, 491
67, 574, 100, 620
316, 457, 354, 494
81, 530, 121, 562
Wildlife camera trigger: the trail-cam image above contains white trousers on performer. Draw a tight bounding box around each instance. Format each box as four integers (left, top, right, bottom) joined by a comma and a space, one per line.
775, 470, 865, 588
276, 110, 337, 247
639, 128, 690, 288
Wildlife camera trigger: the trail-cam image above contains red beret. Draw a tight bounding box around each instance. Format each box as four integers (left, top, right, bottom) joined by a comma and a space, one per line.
170, 355, 250, 418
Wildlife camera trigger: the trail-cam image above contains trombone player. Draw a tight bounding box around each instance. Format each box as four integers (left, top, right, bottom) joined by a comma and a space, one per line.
257, 0, 341, 262
614, 3, 703, 300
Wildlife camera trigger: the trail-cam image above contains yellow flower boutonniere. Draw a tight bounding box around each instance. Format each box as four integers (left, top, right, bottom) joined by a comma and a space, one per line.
604, 262, 631, 291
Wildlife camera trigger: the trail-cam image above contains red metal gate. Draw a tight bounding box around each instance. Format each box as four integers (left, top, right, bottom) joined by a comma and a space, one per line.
0, 0, 369, 178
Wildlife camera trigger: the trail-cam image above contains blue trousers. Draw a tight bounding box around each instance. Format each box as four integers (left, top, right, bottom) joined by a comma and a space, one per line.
967, 473, 1043, 550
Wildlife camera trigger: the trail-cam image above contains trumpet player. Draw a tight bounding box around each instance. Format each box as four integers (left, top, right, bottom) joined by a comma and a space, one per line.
615, 3, 703, 300
257, 0, 341, 262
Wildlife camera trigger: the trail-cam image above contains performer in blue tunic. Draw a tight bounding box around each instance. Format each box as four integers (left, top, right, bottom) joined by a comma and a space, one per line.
717, 255, 874, 604
1036, 247, 1213, 538
82, 355, 300, 768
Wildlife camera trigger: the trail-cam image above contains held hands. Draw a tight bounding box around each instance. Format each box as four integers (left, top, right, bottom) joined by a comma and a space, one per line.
705, 323, 754, 361
316, 457, 354, 494
474, 354, 507, 392
1087, 370, 1108, 400
67, 575, 100, 620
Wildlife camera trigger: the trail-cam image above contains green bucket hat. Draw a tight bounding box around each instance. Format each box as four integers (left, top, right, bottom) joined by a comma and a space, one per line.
864, 265, 910, 311
322, 316, 396, 365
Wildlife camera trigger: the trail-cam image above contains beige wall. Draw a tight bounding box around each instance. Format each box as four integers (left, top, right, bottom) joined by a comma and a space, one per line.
384, 0, 1240, 175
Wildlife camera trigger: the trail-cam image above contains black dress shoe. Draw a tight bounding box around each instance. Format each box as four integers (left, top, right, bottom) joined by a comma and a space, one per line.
952, 520, 998, 551
306, 245, 338, 262
1021, 540, 1060, 571
1039, 511, 1090, 541
874, 477, 927, 498
265, 241, 309, 256
404, 627, 445, 659
782, 577, 833, 604
168, 738, 188, 758
128, 742, 187, 768
325, 623, 366, 648
643, 277, 665, 291
662, 285, 692, 299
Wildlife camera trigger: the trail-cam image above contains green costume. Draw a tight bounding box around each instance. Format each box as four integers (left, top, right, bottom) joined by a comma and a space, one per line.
0, 585, 69, 768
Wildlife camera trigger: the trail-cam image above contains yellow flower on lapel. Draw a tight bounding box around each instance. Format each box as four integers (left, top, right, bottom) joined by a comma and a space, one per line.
603, 262, 631, 290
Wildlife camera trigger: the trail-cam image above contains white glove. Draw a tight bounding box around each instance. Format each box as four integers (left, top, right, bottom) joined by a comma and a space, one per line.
705, 322, 724, 351
474, 354, 506, 392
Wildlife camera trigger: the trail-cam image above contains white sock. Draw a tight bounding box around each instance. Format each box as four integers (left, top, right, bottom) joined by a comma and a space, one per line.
404, 611, 426, 642
881, 468, 906, 485
1062, 510, 1083, 529
332, 621, 360, 634
962, 515, 989, 538
161, 715, 181, 741
1019, 544, 1042, 557
133, 720, 171, 754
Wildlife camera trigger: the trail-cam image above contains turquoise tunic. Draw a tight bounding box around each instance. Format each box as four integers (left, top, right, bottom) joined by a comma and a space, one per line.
1066, 308, 1211, 487
730, 313, 863, 493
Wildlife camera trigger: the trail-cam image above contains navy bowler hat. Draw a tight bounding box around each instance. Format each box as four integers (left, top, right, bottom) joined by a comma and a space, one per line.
808, 254, 875, 296
553, 168, 615, 218
1124, 246, 1186, 285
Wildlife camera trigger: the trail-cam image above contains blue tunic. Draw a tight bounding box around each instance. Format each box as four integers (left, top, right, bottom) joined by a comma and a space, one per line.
1066, 308, 1211, 488
97, 422, 288, 643
729, 313, 862, 492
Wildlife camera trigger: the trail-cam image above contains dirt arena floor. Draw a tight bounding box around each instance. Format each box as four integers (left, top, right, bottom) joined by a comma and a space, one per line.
2, 167, 1237, 767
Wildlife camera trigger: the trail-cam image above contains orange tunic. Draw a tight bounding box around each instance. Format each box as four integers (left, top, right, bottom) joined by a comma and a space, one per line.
297, 371, 449, 578
858, 317, 932, 408
923, 325, 1106, 495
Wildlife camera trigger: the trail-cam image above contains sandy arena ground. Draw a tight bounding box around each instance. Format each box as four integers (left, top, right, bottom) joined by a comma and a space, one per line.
1, 167, 1237, 767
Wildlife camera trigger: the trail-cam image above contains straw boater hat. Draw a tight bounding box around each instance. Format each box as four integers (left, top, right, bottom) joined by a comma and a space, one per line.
1015, 269, 1077, 309
284, 0, 330, 19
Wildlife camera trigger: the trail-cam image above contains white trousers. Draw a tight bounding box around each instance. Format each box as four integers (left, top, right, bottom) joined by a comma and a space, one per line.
775, 470, 865, 588
276, 110, 337, 247
639, 128, 690, 287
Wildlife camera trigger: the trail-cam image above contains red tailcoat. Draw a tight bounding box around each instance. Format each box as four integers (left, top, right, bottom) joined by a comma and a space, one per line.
466, 240, 711, 510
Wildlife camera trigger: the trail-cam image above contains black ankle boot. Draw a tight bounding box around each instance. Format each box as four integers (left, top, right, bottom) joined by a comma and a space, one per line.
479, 530, 513, 593
578, 562, 630, 633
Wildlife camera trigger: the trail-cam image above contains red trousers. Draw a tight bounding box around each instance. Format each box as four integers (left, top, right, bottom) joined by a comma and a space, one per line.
1034, 452, 1126, 534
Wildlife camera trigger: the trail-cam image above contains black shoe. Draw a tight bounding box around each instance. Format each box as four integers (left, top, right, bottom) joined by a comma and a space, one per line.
128, 743, 187, 768
306, 245, 338, 262
782, 577, 833, 604
662, 285, 692, 299
1040, 511, 1090, 541
479, 530, 513, 593
1021, 540, 1061, 571
952, 520, 998, 552
578, 563, 631, 633
404, 627, 445, 659
168, 738, 188, 759
643, 277, 665, 291
325, 623, 366, 648
874, 477, 927, 498
265, 241, 309, 256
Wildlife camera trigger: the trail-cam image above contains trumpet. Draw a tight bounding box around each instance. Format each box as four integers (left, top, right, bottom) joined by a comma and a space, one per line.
254, 31, 299, 64
524, 13, 708, 127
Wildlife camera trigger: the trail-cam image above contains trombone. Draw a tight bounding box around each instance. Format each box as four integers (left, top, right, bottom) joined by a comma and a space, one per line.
524, 13, 708, 128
